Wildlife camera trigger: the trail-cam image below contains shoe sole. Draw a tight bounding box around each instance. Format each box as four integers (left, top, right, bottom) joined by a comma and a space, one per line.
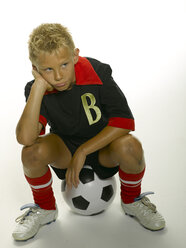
13, 219, 56, 242
125, 213, 165, 231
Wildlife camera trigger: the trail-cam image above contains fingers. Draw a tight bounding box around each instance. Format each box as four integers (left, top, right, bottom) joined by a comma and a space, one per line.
71, 171, 79, 188
32, 68, 41, 79
66, 169, 72, 190
32, 69, 54, 92
32, 69, 36, 78
65, 152, 85, 189
66, 168, 80, 189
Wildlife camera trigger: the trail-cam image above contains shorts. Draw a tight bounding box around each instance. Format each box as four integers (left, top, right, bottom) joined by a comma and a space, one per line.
50, 133, 119, 180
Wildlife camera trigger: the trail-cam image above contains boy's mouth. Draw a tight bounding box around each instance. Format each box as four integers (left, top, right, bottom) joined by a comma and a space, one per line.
55, 83, 66, 88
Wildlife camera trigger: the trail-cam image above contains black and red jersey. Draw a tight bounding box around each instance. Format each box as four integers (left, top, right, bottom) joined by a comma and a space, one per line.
25, 57, 135, 145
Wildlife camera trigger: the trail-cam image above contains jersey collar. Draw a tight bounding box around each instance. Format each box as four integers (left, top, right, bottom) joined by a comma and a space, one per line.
75, 56, 103, 85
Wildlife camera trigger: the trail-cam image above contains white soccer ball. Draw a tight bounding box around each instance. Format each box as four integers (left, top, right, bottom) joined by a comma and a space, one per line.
61, 165, 117, 215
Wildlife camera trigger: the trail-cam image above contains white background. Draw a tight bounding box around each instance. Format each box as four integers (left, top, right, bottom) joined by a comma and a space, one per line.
0, 0, 186, 247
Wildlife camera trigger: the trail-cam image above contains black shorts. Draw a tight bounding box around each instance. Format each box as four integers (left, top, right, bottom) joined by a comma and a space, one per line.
50, 134, 119, 180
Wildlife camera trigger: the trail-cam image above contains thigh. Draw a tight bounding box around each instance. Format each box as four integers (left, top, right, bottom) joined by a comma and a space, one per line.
86, 151, 119, 179
35, 133, 72, 169
98, 146, 118, 168
98, 134, 133, 168
98, 134, 143, 169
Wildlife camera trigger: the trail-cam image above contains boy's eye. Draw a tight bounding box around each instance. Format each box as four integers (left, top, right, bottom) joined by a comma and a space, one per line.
61, 63, 68, 68
45, 68, 52, 72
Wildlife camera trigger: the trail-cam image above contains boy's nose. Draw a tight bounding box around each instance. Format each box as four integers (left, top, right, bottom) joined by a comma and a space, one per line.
54, 70, 63, 81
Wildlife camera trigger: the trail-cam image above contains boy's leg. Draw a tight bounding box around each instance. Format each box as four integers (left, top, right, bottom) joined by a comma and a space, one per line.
99, 134, 145, 173
98, 134, 165, 231
22, 133, 72, 210
13, 133, 72, 241
22, 133, 72, 178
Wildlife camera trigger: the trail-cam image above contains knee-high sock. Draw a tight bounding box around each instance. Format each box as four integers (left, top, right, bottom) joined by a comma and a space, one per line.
25, 167, 56, 210
119, 167, 145, 204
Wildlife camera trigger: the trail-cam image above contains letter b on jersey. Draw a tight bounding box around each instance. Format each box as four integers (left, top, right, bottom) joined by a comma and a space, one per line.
81, 93, 101, 125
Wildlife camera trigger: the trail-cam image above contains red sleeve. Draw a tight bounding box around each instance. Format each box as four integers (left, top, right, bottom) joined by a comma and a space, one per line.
39, 115, 47, 135
108, 117, 135, 131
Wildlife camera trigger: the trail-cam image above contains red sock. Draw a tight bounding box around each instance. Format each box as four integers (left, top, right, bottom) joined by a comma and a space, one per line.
119, 167, 145, 204
25, 167, 56, 210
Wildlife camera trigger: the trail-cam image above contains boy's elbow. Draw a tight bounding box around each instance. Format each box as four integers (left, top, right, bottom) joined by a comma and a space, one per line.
16, 128, 36, 146
16, 134, 34, 146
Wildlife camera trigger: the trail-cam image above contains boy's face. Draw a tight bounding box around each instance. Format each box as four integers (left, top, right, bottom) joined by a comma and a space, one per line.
34, 47, 79, 91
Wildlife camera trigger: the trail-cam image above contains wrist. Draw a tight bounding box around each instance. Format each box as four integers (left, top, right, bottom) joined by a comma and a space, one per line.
76, 146, 87, 157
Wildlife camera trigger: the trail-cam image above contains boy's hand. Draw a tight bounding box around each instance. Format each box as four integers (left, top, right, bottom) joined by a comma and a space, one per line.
66, 148, 86, 189
32, 68, 54, 92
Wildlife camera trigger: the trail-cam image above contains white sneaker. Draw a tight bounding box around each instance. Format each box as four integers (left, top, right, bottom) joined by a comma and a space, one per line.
12, 203, 58, 241
121, 192, 165, 231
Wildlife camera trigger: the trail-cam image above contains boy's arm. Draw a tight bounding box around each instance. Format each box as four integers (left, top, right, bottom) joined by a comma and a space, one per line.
66, 125, 130, 188
79, 125, 129, 156
16, 70, 52, 146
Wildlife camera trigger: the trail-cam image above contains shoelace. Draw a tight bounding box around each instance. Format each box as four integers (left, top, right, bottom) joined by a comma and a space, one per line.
134, 191, 157, 213
15, 203, 39, 224
141, 197, 157, 213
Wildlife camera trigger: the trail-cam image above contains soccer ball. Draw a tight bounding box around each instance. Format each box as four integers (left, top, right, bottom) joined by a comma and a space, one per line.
61, 165, 117, 215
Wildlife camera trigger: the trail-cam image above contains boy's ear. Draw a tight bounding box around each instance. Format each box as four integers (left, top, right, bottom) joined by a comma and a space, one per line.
73, 48, 80, 64
32, 65, 38, 71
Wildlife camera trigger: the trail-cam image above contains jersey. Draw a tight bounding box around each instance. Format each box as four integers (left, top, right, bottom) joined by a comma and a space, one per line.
25, 56, 135, 148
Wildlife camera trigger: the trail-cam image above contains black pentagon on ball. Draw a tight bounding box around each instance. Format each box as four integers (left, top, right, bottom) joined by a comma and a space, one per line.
79, 168, 94, 184
72, 196, 90, 210
101, 185, 114, 202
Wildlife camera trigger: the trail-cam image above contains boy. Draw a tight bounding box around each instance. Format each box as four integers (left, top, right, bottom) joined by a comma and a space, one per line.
13, 23, 165, 241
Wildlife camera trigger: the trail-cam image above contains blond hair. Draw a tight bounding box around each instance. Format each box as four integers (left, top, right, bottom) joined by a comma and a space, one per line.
28, 23, 75, 63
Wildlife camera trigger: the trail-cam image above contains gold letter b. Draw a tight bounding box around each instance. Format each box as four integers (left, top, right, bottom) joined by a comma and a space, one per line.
81, 93, 101, 125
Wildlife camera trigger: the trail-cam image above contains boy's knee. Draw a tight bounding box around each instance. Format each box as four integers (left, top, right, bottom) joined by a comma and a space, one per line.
21, 140, 44, 168
111, 134, 143, 156
125, 135, 143, 154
